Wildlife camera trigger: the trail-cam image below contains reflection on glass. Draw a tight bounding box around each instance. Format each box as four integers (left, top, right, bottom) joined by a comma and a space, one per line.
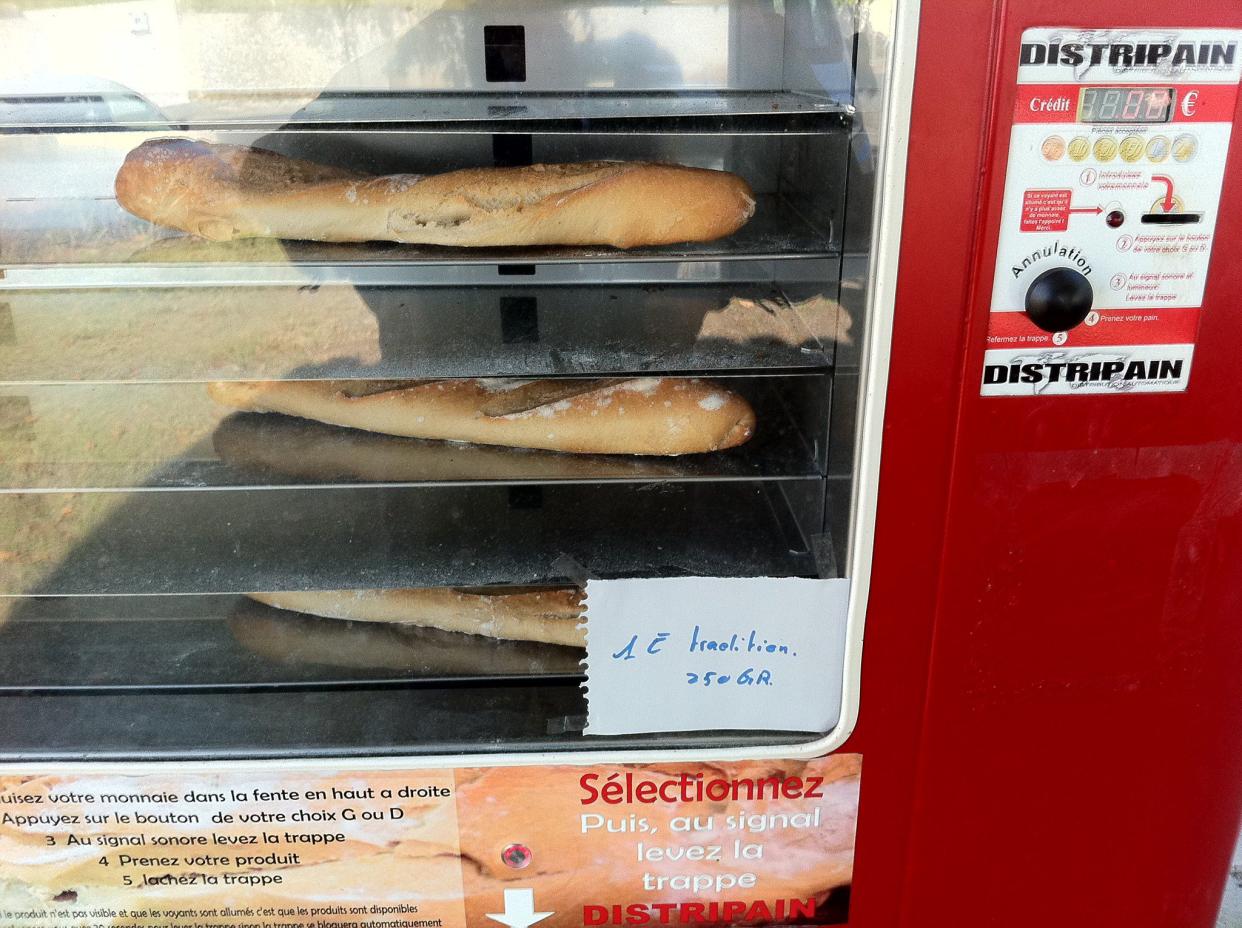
0, 0, 886, 755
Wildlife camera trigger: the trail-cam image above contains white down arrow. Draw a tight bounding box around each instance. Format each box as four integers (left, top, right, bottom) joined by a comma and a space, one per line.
485, 888, 554, 928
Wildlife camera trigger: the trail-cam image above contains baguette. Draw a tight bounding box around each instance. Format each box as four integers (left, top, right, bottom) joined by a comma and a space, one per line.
247, 587, 585, 648
211, 413, 679, 482
207, 377, 755, 456
229, 601, 585, 675
114, 139, 756, 248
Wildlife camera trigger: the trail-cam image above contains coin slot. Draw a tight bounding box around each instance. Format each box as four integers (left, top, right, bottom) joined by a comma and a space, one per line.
500, 296, 539, 344
1140, 213, 1201, 224
484, 25, 526, 83
497, 264, 537, 276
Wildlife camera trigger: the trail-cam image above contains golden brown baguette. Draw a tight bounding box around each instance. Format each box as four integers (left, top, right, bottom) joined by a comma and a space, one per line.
114, 138, 756, 248
247, 587, 585, 648
207, 377, 755, 456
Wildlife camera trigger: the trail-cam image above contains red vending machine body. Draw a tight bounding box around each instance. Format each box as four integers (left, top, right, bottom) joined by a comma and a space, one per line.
858, 2, 1242, 925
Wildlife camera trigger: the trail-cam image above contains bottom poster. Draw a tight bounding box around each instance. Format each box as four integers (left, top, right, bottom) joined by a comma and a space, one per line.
0, 755, 859, 927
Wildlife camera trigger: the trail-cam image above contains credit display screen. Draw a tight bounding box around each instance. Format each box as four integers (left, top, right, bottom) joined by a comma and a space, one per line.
1077, 86, 1174, 123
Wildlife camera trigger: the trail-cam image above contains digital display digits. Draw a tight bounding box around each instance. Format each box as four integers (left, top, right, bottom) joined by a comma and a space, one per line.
1078, 87, 1174, 123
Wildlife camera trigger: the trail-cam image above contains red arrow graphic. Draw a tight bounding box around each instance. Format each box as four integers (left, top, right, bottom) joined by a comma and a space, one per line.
1069, 206, 1103, 215
1152, 174, 1175, 211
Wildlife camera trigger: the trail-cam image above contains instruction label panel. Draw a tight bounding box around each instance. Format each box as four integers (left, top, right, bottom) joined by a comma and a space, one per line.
982, 27, 1242, 396
582, 578, 849, 736
0, 757, 859, 927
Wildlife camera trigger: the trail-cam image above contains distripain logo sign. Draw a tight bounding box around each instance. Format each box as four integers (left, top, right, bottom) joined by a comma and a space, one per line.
985, 356, 1183, 386
1019, 39, 1236, 69
980, 345, 1194, 396
584, 898, 819, 924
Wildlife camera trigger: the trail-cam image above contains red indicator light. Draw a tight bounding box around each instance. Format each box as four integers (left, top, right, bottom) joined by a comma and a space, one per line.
502, 843, 532, 869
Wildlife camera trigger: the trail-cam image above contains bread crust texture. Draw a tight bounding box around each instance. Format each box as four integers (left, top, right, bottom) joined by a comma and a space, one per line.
115, 139, 756, 248
207, 378, 755, 456
247, 587, 586, 648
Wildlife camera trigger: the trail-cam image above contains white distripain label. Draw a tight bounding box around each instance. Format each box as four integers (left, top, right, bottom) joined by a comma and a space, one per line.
982, 27, 1242, 396
981, 343, 1194, 396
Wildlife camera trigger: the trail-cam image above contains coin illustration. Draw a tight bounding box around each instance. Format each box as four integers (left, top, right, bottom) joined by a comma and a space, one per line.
1150, 194, 1185, 215
1119, 136, 1144, 162
1093, 136, 1118, 162
1067, 137, 1091, 161
1172, 134, 1197, 162
1041, 135, 1066, 161
1146, 136, 1170, 162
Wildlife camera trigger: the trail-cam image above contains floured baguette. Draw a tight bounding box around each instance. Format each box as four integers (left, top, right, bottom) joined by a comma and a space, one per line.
114, 138, 756, 248
248, 588, 585, 648
207, 377, 755, 455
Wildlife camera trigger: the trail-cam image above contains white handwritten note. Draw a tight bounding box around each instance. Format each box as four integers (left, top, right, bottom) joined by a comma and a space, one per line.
582, 577, 849, 736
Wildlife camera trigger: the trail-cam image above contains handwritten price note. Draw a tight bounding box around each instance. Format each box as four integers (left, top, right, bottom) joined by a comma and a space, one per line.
582, 577, 849, 736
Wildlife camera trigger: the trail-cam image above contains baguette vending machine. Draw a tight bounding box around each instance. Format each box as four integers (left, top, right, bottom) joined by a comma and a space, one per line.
1, 1, 1241, 927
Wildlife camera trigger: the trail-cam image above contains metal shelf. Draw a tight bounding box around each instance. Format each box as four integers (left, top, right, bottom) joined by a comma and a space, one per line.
1, 91, 851, 134
1, 481, 830, 597
0, 282, 838, 381
0, 193, 834, 276
0, 375, 826, 491
0, 686, 816, 762
0, 255, 842, 291
0, 595, 583, 691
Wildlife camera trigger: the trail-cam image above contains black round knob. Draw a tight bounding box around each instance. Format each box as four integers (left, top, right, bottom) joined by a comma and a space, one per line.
1025, 267, 1094, 333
